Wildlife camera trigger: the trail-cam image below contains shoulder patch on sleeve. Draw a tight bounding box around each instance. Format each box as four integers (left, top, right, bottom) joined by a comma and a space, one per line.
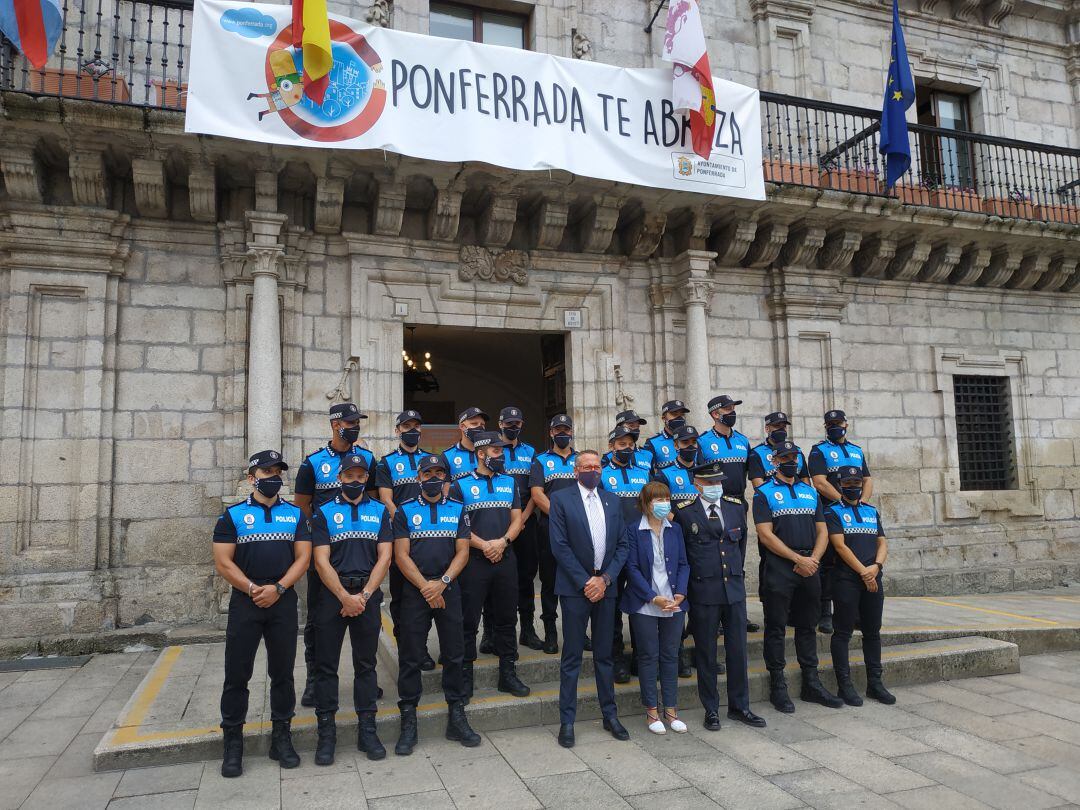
676, 499, 695, 509
722, 495, 742, 504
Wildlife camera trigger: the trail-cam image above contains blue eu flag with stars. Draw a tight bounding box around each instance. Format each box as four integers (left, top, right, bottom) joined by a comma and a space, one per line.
879, 0, 915, 189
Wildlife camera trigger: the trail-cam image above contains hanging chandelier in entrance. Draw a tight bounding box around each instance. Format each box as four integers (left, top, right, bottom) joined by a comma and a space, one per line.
403, 330, 439, 394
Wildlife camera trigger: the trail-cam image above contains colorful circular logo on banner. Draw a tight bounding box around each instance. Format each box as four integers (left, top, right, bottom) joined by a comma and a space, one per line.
262, 21, 386, 142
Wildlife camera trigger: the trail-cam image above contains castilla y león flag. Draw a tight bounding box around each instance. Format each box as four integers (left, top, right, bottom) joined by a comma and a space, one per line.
661, 0, 715, 160
290, 0, 333, 105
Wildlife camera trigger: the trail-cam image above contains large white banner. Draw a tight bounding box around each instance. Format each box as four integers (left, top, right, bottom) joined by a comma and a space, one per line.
186, 0, 765, 200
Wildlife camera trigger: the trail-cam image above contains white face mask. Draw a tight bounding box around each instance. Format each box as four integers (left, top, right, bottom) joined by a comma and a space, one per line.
651, 501, 672, 520
701, 484, 724, 503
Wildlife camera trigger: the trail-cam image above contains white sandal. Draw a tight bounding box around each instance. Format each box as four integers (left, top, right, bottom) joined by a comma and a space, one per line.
646, 709, 666, 735
665, 709, 687, 733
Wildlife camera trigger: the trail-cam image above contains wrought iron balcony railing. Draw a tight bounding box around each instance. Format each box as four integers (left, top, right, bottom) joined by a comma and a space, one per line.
1, 2, 1078, 226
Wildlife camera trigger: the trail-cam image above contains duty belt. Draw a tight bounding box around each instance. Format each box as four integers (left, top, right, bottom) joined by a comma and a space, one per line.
339, 575, 370, 591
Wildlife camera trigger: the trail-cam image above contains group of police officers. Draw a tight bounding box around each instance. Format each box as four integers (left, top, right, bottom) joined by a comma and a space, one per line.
212, 395, 892, 778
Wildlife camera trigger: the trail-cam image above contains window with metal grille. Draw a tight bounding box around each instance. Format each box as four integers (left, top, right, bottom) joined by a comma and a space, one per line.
953, 375, 1017, 491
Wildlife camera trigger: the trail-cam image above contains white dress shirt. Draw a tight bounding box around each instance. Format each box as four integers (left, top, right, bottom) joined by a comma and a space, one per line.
578, 483, 607, 572
636, 515, 675, 618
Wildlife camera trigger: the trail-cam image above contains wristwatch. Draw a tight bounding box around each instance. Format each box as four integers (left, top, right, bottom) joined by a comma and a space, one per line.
274, 583, 286, 596
441, 574, 452, 585
601, 573, 612, 586
361, 590, 372, 601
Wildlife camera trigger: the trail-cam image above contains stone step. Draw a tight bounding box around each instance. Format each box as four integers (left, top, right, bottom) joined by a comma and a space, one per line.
93, 634, 1018, 771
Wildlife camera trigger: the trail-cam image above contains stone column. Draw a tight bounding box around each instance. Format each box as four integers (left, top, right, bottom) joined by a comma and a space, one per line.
676, 250, 717, 426
245, 213, 287, 454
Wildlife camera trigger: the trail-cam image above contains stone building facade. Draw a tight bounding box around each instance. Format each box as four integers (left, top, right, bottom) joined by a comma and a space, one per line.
1, 0, 1079, 642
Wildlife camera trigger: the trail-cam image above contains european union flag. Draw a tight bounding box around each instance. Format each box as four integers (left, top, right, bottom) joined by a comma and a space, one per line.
879, 0, 915, 188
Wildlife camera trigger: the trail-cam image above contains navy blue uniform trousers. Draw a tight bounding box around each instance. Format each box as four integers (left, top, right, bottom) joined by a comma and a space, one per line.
690, 600, 750, 713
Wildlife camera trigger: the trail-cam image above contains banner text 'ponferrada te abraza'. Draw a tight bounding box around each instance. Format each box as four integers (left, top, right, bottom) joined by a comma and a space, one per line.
186, 0, 765, 200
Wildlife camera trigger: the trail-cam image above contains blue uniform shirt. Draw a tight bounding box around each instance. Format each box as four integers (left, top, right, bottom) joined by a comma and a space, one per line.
529, 450, 578, 497
600, 461, 650, 525
503, 441, 537, 507
752, 479, 824, 553
825, 501, 885, 567
644, 430, 678, 470
698, 427, 751, 497
808, 440, 871, 478
374, 447, 428, 506
449, 470, 519, 542
654, 463, 698, 502
310, 495, 392, 578
392, 496, 471, 577
213, 496, 309, 581
442, 442, 479, 481
296, 444, 376, 507
748, 441, 808, 482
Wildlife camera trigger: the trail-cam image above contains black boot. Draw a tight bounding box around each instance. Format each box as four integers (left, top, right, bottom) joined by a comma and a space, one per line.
836, 677, 864, 707
420, 651, 437, 671
445, 701, 482, 747
268, 719, 301, 768
769, 671, 795, 713
818, 601, 834, 635
395, 705, 418, 756
357, 711, 386, 760
800, 670, 844, 709
497, 657, 531, 697
314, 712, 336, 766
301, 676, 316, 708
866, 678, 896, 705
583, 634, 592, 652
542, 621, 559, 654
613, 653, 632, 685
678, 644, 692, 678
220, 726, 243, 778
479, 634, 494, 655
520, 619, 544, 651
462, 661, 474, 705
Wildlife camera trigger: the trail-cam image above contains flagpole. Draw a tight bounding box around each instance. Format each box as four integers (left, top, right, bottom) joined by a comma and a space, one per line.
644, 0, 668, 33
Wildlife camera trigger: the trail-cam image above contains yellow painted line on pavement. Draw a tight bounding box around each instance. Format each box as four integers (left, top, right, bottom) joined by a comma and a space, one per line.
1051, 596, 1080, 604
110, 646, 184, 745
920, 598, 1059, 626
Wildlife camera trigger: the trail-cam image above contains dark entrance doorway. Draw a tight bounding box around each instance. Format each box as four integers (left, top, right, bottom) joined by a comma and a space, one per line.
402, 325, 567, 450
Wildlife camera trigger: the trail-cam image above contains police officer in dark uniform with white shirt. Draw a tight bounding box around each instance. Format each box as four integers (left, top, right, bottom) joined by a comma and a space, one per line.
294, 402, 375, 706
529, 414, 578, 654
213, 450, 311, 778
443, 406, 488, 482
752, 441, 843, 713
748, 411, 809, 488
310, 452, 392, 765
602, 410, 654, 471
450, 431, 531, 701
392, 454, 481, 755
671, 460, 766, 730
644, 400, 690, 471
808, 409, 873, 635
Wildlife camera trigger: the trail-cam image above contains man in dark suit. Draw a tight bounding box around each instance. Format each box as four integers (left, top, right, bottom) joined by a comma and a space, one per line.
548, 449, 630, 748
671, 461, 766, 731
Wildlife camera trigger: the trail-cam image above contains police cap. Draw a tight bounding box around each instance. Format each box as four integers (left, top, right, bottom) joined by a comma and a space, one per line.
418, 454, 449, 474
549, 414, 573, 429
825, 409, 847, 422
472, 431, 509, 449
395, 409, 423, 426
661, 399, 689, 416
764, 411, 791, 426
329, 402, 367, 422
499, 406, 524, 423
691, 460, 727, 481
457, 406, 489, 424
248, 449, 289, 472
708, 394, 743, 412
615, 409, 647, 426
771, 441, 799, 459
609, 424, 635, 443
831, 465, 864, 483
673, 425, 700, 442
339, 453, 370, 471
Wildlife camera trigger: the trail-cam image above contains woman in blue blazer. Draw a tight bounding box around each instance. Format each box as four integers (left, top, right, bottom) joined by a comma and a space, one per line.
619, 481, 690, 734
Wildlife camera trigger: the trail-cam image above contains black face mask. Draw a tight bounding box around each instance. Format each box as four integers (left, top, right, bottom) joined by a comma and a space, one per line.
341, 481, 367, 500
400, 428, 421, 448
827, 425, 847, 442
678, 447, 699, 464
485, 456, 505, 474
720, 412, 737, 428
338, 426, 361, 444
614, 448, 634, 466
841, 486, 863, 502
254, 475, 283, 498
502, 426, 522, 442
667, 416, 686, 431
465, 427, 484, 443
627, 430, 641, 443
776, 460, 800, 478
421, 478, 446, 498
553, 434, 572, 449
770, 429, 788, 445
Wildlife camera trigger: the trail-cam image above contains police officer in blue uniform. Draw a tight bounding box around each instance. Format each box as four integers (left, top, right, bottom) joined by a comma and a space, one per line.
497, 406, 544, 651
294, 402, 375, 706
644, 400, 689, 471
752, 442, 843, 713
825, 465, 894, 707
450, 431, 530, 700
392, 454, 481, 755
374, 409, 433, 667
654, 424, 703, 504
601, 424, 651, 682
601, 410, 654, 471
311, 453, 393, 765
213, 450, 312, 778
808, 409, 873, 635
529, 414, 578, 654
443, 406, 488, 482
671, 461, 766, 730
748, 411, 809, 488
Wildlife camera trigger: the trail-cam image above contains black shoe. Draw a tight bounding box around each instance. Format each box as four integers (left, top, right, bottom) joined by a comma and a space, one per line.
746, 621, 761, 633
301, 678, 316, 708
462, 661, 474, 705
837, 680, 864, 707
866, 680, 897, 705
268, 720, 301, 768
603, 717, 630, 741
542, 622, 559, 655
221, 726, 243, 778
557, 723, 575, 748
420, 652, 437, 671
727, 708, 767, 728
520, 623, 544, 651
769, 673, 795, 714
703, 711, 721, 731
314, 712, 336, 766
613, 655, 632, 685
479, 634, 494, 655
818, 616, 834, 634
377, 686, 384, 699
497, 658, 531, 697
583, 635, 592, 652
395, 705, 418, 756
357, 712, 386, 760
678, 646, 692, 678
801, 673, 844, 709
446, 701, 482, 747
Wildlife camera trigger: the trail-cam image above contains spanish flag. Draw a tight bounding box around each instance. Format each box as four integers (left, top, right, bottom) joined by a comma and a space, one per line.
290, 0, 332, 105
